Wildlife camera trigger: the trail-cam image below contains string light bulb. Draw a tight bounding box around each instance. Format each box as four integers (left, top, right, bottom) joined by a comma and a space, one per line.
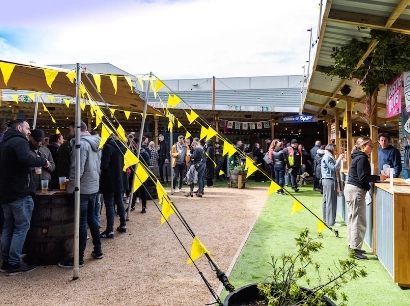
384, 122, 387, 126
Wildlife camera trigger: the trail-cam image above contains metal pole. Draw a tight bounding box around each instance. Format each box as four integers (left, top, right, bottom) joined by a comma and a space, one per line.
126, 73, 151, 218
300, 65, 306, 115
307, 28, 313, 82
170, 127, 174, 194
73, 63, 81, 280
33, 94, 39, 129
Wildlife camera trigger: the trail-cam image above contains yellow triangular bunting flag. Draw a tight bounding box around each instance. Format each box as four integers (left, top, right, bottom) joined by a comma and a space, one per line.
187, 236, 211, 264
56, 128, 61, 134
11, 95, 18, 103
124, 111, 131, 120
268, 181, 281, 195
291, 200, 304, 214
154, 79, 165, 98
109, 108, 116, 118
27, 93, 35, 102
110, 75, 118, 94
124, 76, 133, 92
116, 125, 127, 142
245, 157, 258, 178
48, 95, 55, 103
222, 142, 237, 157
80, 100, 86, 111
123, 149, 138, 171
318, 220, 327, 233
206, 127, 217, 140
0, 62, 16, 85
63, 99, 70, 108
185, 110, 199, 124
133, 163, 149, 191
43, 69, 58, 89
342, 107, 347, 129
80, 83, 86, 98
137, 77, 144, 91
177, 120, 183, 128
66, 70, 76, 83
50, 116, 56, 124
200, 126, 208, 140
43, 104, 48, 112
98, 123, 111, 149
168, 120, 173, 132
185, 131, 191, 140
156, 180, 167, 204
161, 197, 175, 224
92, 74, 101, 93
149, 76, 155, 94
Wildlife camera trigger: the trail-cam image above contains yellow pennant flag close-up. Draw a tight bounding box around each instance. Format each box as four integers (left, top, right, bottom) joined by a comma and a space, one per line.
92, 74, 101, 92
66, 71, 76, 83
219, 170, 225, 176
318, 220, 327, 233
222, 142, 237, 157
109, 108, 116, 118
80, 100, 86, 111
63, 99, 70, 108
133, 163, 149, 191
0, 62, 16, 85
154, 79, 165, 98
185, 110, 199, 124
48, 95, 55, 103
206, 127, 217, 140
291, 200, 304, 214
43, 104, 48, 112
124, 110, 131, 120
185, 131, 191, 140
177, 120, 183, 128
124, 76, 133, 92
79, 83, 86, 98
116, 125, 127, 142
156, 180, 167, 204
342, 108, 347, 129
268, 181, 281, 195
245, 156, 258, 178
199, 126, 208, 140
187, 236, 211, 264
161, 197, 175, 225
98, 123, 111, 149
56, 128, 61, 134
11, 95, 18, 104
137, 76, 144, 91
123, 149, 138, 171
110, 75, 118, 94
167, 94, 182, 108
27, 93, 35, 101
43, 69, 58, 89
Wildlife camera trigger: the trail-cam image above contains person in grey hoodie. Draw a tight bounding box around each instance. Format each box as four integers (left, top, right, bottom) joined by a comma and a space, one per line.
58, 121, 103, 268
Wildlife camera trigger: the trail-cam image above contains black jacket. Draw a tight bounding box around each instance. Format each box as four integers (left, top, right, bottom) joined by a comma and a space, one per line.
272, 147, 287, 167
100, 138, 127, 194
284, 146, 302, 168
347, 149, 380, 191
157, 140, 169, 160
0, 129, 47, 204
313, 151, 325, 178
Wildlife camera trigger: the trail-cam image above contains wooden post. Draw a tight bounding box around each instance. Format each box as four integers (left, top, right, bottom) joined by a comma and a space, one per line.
237, 173, 243, 189
346, 101, 352, 167
370, 89, 379, 174
327, 120, 331, 144
334, 108, 339, 147
270, 120, 275, 140
154, 116, 159, 146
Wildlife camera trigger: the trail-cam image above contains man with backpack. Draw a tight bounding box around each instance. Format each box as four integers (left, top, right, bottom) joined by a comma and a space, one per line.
284, 139, 302, 192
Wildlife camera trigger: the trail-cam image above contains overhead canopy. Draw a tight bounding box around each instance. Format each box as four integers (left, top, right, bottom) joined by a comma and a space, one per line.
0, 60, 161, 116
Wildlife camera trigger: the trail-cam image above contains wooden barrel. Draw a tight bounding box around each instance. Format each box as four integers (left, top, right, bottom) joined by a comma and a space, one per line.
146, 166, 160, 200
25, 192, 74, 266
229, 170, 247, 188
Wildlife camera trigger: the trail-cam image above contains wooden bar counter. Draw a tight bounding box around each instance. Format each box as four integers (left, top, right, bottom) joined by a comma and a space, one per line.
374, 179, 410, 287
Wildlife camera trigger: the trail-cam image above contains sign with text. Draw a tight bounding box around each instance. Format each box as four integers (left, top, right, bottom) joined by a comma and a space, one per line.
278, 114, 318, 123
386, 73, 403, 118
404, 71, 410, 107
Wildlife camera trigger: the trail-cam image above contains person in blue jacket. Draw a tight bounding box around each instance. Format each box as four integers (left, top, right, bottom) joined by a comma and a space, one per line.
378, 132, 402, 178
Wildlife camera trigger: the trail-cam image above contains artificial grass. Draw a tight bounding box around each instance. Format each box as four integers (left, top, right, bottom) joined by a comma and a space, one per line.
219, 185, 410, 305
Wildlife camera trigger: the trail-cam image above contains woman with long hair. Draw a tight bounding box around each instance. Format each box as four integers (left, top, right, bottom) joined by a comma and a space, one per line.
345, 137, 387, 260
321, 144, 344, 227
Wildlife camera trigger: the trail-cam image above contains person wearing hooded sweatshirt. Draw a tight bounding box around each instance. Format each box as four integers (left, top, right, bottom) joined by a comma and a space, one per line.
321, 144, 344, 227
345, 136, 387, 260
0, 119, 49, 275
59, 121, 103, 268
272, 141, 287, 195
378, 132, 402, 178
99, 135, 127, 238
205, 139, 215, 187
313, 146, 325, 192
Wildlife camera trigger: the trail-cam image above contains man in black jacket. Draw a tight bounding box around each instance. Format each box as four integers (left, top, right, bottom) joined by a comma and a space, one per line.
100, 135, 127, 237
157, 134, 169, 183
0, 119, 49, 275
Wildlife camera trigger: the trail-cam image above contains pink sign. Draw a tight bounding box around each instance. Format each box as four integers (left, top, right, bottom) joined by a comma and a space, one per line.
386, 73, 403, 118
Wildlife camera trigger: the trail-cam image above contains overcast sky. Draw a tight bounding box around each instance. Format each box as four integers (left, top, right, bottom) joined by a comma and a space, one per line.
0, 0, 320, 79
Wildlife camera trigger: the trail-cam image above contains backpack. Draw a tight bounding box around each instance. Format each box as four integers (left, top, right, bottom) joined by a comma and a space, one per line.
287, 147, 295, 167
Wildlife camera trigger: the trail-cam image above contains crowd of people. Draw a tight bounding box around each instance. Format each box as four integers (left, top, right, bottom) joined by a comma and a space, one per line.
0, 118, 404, 276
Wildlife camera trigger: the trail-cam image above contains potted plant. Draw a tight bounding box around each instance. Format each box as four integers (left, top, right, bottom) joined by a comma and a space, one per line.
223, 229, 367, 305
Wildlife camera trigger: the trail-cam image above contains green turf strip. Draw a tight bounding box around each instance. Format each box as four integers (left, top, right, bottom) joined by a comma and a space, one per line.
219, 185, 410, 306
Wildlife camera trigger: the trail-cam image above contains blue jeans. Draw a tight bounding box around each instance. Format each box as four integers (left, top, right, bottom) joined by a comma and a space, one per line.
274, 164, 285, 188
79, 193, 102, 260
103, 192, 126, 232
94, 193, 102, 228
196, 163, 205, 192
1, 196, 34, 265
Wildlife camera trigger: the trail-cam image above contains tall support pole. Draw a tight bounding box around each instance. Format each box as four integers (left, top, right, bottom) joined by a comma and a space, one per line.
299, 66, 306, 114
370, 89, 379, 174
307, 28, 313, 82
73, 63, 82, 280
33, 94, 39, 129
270, 119, 275, 140
327, 120, 331, 144
345, 101, 352, 167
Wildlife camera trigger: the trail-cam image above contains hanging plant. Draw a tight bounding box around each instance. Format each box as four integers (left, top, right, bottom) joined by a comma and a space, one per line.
328, 29, 410, 95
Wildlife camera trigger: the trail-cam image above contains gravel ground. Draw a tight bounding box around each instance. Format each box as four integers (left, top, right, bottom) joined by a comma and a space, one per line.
1, 184, 268, 306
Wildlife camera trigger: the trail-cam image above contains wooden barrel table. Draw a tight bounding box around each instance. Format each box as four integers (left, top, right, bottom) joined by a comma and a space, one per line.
25, 191, 74, 266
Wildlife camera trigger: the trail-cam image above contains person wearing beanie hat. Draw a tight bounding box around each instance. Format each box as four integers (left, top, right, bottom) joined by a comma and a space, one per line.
283, 139, 302, 192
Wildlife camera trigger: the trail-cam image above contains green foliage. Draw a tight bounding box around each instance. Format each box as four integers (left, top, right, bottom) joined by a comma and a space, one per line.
257, 229, 367, 306
328, 29, 410, 95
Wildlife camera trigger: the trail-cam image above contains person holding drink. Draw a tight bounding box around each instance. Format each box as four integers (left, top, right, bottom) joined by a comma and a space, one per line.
0, 120, 50, 275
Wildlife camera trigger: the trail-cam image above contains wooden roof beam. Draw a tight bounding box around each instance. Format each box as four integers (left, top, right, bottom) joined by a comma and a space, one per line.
310, 89, 360, 102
